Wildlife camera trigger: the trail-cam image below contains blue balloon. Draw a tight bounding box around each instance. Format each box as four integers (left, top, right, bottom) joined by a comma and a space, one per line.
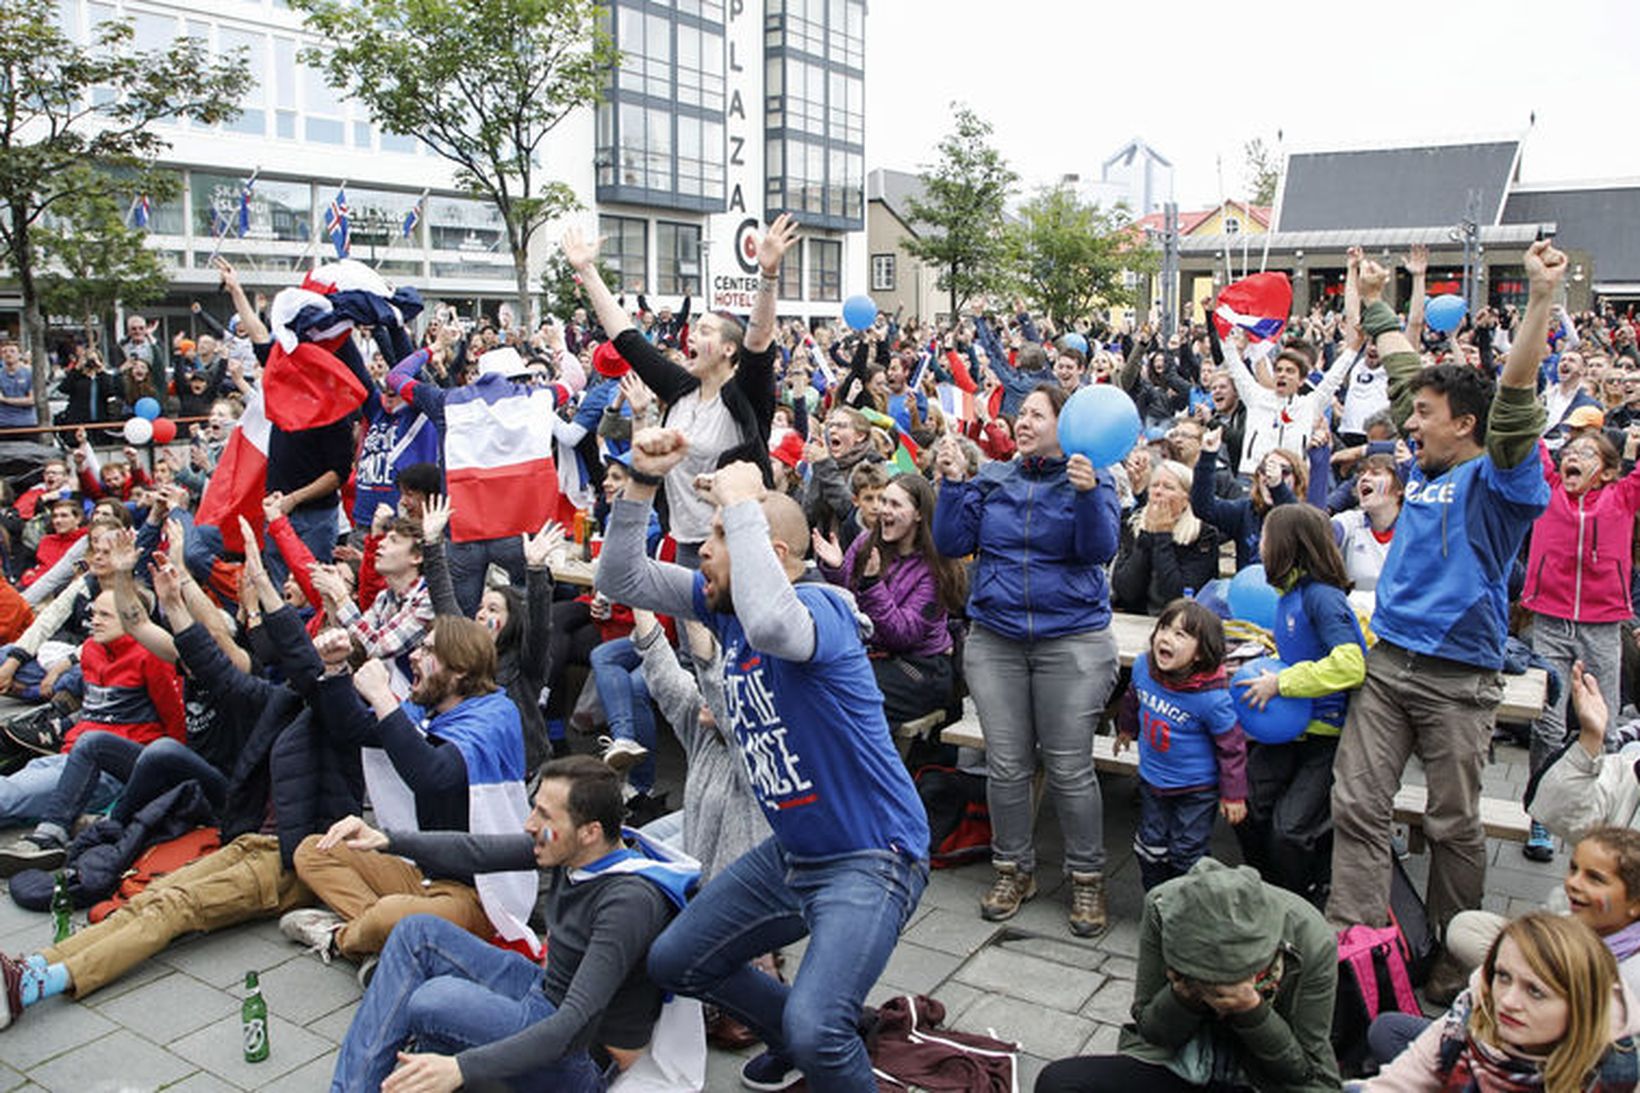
133, 397, 162, 421
1056, 385, 1140, 467
1061, 333, 1089, 356
1226, 563, 1280, 630
1425, 294, 1467, 334
842, 294, 878, 331
1232, 656, 1313, 744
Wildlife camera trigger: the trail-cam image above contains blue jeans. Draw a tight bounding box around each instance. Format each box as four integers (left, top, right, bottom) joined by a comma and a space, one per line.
589, 638, 655, 793
36, 733, 227, 842
0, 752, 119, 826
646, 836, 928, 1092
331, 914, 606, 1093
447, 536, 526, 617
1133, 781, 1218, 892
266, 503, 338, 589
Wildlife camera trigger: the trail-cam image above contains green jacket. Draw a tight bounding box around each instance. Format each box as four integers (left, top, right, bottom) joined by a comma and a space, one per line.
1118, 860, 1341, 1092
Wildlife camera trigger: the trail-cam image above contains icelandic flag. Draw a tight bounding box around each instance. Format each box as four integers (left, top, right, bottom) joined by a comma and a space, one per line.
208, 204, 231, 239
236, 176, 255, 237
1212, 272, 1293, 343
361, 690, 538, 949
324, 188, 351, 259
194, 387, 272, 554
443, 378, 561, 543
129, 194, 151, 230
401, 201, 422, 239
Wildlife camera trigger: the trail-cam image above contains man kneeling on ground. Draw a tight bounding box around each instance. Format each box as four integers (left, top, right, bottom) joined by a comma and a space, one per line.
329, 755, 697, 1093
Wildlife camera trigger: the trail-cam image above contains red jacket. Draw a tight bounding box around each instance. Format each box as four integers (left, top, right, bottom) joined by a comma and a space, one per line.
21, 526, 87, 588
65, 634, 185, 750
1522, 441, 1640, 623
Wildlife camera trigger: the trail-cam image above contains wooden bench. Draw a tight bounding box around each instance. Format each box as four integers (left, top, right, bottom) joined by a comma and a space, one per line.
929, 700, 1534, 847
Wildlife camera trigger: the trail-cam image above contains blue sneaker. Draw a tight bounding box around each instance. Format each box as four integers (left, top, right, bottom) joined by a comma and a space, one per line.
1523, 821, 1555, 863
740, 1050, 801, 1091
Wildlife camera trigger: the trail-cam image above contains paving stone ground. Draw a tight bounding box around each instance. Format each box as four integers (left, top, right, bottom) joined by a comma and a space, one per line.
0, 736, 1562, 1091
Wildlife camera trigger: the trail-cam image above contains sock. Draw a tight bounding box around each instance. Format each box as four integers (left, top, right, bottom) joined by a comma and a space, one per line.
19, 955, 68, 1007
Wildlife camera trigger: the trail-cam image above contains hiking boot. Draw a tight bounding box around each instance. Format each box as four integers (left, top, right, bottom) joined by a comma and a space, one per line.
706, 1008, 762, 1050
1523, 821, 1555, 863
1068, 872, 1108, 938
979, 863, 1036, 921
279, 908, 344, 964
0, 835, 65, 879
0, 952, 22, 1031
740, 1050, 801, 1091
598, 736, 651, 772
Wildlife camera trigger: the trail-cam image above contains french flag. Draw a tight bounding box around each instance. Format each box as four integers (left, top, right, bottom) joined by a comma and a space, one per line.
443, 382, 560, 543
194, 388, 272, 554
1213, 272, 1293, 343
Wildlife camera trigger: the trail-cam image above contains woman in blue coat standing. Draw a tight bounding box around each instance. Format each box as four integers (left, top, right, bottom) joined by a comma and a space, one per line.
933, 383, 1123, 937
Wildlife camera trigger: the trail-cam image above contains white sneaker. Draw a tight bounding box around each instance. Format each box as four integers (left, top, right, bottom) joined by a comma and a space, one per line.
279, 908, 344, 964
598, 736, 651, 772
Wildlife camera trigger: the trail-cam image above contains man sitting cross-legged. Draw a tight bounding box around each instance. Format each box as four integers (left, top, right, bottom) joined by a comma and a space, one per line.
329, 755, 697, 1093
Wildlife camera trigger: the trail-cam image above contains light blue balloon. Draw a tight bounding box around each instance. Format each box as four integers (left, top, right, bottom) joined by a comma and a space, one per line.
1232, 656, 1313, 743
133, 397, 162, 421
1226, 563, 1280, 630
842, 294, 878, 331
1056, 384, 1139, 467
1425, 294, 1467, 334
1061, 333, 1089, 356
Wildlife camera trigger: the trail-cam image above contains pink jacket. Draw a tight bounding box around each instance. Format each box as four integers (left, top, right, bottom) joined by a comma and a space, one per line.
1521, 441, 1640, 623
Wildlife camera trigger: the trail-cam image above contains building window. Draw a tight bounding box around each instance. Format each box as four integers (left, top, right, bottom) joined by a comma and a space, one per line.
1223, 215, 1241, 235
427, 195, 504, 253
192, 173, 310, 243
808, 239, 841, 302
303, 64, 343, 145
656, 221, 702, 296
870, 254, 895, 292
599, 215, 648, 293
218, 27, 267, 136
597, 0, 727, 211
779, 240, 803, 299
764, 0, 864, 230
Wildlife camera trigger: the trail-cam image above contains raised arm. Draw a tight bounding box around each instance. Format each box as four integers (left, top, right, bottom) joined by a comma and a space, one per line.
214, 259, 270, 345
595, 428, 704, 620
1403, 244, 1428, 347
746, 213, 799, 354
561, 226, 635, 342
1505, 240, 1570, 391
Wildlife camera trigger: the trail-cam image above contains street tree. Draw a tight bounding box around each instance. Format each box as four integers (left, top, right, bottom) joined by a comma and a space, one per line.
902, 106, 1018, 318
1244, 137, 1280, 206
0, 0, 248, 410
37, 189, 170, 356
292, 0, 615, 325
539, 250, 615, 323
1007, 186, 1151, 330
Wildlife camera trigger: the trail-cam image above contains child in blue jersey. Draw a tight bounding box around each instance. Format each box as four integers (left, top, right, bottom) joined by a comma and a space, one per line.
1116, 600, 1248, 892
1235, 503, 1368, 907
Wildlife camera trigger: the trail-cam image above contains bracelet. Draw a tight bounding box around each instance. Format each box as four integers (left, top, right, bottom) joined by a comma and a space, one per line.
758, 273, 779, 292
628, 468, 664, 487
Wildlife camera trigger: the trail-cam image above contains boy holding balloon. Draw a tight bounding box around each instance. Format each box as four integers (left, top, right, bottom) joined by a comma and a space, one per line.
1233, 503, 1367, 907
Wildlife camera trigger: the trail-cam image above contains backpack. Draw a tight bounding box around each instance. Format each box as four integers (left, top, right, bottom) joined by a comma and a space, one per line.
914, 765, 990, 869
1389, 854, 1437, 986
1331, 922, 1422, 1077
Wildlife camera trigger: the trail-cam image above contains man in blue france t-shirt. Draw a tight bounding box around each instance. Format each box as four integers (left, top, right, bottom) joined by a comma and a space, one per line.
600, 428, 929, 1093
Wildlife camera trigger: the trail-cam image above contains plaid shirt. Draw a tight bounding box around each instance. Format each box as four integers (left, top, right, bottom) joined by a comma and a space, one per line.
333, 576, 434, 697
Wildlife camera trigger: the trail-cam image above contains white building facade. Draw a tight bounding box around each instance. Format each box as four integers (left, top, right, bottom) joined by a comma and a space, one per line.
13, 0, 868, 339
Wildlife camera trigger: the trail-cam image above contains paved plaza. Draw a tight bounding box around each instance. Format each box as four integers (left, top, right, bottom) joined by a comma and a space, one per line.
0, 735, 1563, 1091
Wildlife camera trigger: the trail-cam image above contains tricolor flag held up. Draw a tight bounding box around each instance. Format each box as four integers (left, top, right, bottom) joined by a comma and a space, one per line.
194, 388, 272, 554
1212, 272, 1293, 343
443, 382, 561, 543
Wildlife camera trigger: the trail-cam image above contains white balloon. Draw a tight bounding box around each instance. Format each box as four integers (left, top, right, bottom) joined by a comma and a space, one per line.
123, 416, 154, 445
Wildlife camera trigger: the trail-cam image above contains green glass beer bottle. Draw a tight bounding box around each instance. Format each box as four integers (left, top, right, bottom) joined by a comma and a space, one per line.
50, 870, 72, 944
241, 970, 269, 1063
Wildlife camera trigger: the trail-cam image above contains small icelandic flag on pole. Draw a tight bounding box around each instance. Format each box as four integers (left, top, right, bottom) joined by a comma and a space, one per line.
324, 187, 351, 259
236, 169, 259, 238
401, 200, 422, 239
1212, 272, 1293, 343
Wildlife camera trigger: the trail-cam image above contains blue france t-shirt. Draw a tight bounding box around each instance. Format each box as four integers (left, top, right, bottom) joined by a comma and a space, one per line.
693, 576, 930, 859
352, 399, 441, 524
1131, 653, 1240, 791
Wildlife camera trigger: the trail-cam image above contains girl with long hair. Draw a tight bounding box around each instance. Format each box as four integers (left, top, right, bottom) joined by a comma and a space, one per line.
1364, 912, 1640, 1092
1235, 503, 1367, 906
814, 471, 965, 727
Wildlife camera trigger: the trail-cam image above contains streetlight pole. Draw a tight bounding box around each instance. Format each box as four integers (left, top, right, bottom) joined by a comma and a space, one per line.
1160, 201, 1180, 340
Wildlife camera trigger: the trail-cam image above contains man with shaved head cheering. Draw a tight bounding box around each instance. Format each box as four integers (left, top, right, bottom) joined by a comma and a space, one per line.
597, 428, 929, 1093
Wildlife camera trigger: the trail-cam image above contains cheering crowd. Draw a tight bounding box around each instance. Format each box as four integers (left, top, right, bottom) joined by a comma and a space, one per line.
0, 212, 1632, 1093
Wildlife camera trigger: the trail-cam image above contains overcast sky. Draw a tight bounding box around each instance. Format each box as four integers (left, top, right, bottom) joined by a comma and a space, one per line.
864, 0, 1640, 212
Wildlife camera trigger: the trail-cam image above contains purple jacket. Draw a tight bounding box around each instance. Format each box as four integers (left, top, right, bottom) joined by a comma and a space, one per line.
819, 533, 952, 658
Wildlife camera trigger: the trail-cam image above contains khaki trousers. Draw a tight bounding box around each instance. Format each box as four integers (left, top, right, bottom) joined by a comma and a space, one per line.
42, 834, 312, 998
292, 834, 490, 959
1326, 641, 1503, 932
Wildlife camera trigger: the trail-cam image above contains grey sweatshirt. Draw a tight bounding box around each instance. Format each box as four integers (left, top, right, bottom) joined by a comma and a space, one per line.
384, 829, 675, 1086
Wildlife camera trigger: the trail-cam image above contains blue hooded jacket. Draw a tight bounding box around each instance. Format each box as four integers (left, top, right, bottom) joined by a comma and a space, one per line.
933, 455, 1120, 642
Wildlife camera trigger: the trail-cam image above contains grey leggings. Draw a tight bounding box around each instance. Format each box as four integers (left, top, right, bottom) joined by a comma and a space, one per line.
964, 624, 1119, 875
